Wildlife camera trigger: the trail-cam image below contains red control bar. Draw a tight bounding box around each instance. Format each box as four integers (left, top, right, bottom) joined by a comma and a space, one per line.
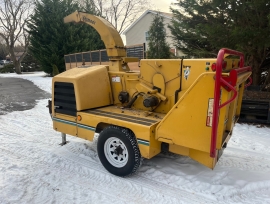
245, 77, 253, 88
210, 48, 251, 158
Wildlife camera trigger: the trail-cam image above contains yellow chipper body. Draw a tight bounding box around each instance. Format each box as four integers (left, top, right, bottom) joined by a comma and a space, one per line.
49, 11, 252, 177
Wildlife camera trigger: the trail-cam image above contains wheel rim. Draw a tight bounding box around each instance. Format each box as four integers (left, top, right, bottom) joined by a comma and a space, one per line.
104, 137, 129, 168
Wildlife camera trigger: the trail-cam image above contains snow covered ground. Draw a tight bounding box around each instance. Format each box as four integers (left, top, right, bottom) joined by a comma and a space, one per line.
0, 72, 270, 204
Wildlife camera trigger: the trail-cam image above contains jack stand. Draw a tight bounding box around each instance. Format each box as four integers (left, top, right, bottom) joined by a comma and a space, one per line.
59, 133, 68, 146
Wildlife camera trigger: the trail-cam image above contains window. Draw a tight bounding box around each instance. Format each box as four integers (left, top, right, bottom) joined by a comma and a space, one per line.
145, 31, 149, 41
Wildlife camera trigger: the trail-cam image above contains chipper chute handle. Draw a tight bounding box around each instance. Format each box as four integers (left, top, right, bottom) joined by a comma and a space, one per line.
210, 48, 252, 158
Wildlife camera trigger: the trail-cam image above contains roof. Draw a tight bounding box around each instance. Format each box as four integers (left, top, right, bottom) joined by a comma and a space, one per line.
123, 10, 173, 35
6, 52, 25, 58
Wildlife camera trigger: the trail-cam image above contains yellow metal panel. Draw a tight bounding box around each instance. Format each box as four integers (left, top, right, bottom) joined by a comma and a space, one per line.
181, 59, 216, 91
154, 79, 180, 113
237, 72, 251, 85
122, 57, 139, 63
140, 59, 181, 86
156, 70, 244, 154
216, 88, 231, 149
152, 73, 165, 95
108, 72, 125, 104
236, 82, 245, 116
225, 88, 239, 133
138, 59, 182, 113
109, 60, 130, 72
156, 73, 216, 153
169, 144, 189, 156
52, 66, 112, 111
136, 125, 161, 159
77, 127, 95, 141
53, 113, 76, 121
189, 149, 216, 169
53, 121, 77, 136
123, 73, 140, 100
64, 11, 126, 57
53, 114, 77, 136
128, 62, 140, 71
100, 62, 109, 65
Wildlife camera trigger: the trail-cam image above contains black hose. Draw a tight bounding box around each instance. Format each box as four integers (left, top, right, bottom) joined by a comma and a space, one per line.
175, 58, 184, 104
124, 92, 143, 108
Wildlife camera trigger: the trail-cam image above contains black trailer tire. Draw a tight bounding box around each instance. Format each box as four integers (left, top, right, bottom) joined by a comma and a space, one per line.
97, 126, 141, 177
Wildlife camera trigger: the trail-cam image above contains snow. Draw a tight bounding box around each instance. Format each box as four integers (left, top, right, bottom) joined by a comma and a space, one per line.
1, 72, 270, 203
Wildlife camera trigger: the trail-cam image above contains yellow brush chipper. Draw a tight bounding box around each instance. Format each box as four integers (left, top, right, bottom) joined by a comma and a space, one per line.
48, 11, 252, 177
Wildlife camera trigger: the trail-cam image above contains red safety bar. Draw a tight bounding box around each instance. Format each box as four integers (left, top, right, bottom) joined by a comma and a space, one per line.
245, 77, 253, 88
210, 48, 252, 158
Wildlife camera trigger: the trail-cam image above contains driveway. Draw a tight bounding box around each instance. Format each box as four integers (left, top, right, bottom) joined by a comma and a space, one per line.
0, 77, 51, 115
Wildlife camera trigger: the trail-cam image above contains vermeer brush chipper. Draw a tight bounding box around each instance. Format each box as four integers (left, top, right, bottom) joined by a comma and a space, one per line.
48, 11, 252, 177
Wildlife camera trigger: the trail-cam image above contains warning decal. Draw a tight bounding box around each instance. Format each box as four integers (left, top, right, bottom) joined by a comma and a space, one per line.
206, 98, 214, 127
112, 76, 120, 82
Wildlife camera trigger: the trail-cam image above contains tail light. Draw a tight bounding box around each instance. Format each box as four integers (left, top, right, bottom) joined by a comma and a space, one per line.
211, 63, 217, 71
211, 61, 227, 72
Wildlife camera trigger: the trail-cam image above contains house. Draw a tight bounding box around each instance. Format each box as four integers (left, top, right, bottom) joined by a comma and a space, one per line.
6, 52, 25, 61
123, 10, 184, 57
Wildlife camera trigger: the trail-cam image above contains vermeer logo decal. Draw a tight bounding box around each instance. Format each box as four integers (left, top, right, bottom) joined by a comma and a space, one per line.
184, 67, 190, 80
82, 16, 96, 25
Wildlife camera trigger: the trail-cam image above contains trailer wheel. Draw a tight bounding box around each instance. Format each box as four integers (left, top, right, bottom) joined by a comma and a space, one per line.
97, 126, 141, 177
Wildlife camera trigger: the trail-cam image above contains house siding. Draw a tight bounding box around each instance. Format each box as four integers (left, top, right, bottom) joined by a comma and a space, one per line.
125, 13, 154, 50
125, 11, 184, 56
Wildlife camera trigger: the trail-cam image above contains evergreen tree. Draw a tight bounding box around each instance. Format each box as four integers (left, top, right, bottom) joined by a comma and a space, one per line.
52, 64, 60, 76
147, 13, 171, 59
27, 0, 104, 74
169, 0, 270, 86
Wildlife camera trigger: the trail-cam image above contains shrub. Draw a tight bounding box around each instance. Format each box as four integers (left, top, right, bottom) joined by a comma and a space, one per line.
0, 64, 15, 73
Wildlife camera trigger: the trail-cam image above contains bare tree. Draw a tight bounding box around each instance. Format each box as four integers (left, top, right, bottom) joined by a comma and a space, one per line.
0, 0, 32, 74
81, 0, 151, 34
0, 37, 8, 60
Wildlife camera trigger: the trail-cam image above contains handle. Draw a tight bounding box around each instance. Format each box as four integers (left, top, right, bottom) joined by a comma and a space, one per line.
219, 78, 238, 109
210, 48, 246, 158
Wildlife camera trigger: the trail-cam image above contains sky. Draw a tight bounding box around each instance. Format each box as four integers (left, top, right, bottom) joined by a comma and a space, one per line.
151, 0, 171, 12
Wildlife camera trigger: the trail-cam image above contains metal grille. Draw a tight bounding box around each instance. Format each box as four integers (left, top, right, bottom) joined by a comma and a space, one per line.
76, 54, 82, 63
64, 44, 145, 69
91, 52, 99, 62
83, 53, 91, 62
101, 50, 109, 61
126, 45, 145, 59
70, 55, 76, 63
54, 82, 76, 116
64, 56, 70, 63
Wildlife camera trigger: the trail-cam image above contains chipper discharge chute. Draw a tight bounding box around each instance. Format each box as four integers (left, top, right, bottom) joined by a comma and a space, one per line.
48, 11, 252, 177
